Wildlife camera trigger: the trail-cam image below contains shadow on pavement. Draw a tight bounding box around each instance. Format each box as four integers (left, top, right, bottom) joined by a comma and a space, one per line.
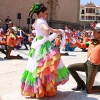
21, 58, 28, 60
1, 58, 28, 61
60, 54, 77, 56
25, 90, 98, 100
0, 57, 4, 61
61, 55, 77, 57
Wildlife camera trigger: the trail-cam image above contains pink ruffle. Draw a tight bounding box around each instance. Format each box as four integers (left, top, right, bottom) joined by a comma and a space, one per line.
38, 48, 59, 66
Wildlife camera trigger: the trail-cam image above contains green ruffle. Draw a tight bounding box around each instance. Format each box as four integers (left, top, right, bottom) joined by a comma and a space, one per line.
56, 66, 70, 83
36, 36, 43, 40
28, 48, 35, 57
21, 66, 70, 86
37, 41, 54, 61
28, 36, 43, 57
28, 36, 55, 60
21, 70, 38, 86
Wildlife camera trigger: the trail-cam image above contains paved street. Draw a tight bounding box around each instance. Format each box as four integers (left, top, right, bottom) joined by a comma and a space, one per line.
0, 47, 100, 100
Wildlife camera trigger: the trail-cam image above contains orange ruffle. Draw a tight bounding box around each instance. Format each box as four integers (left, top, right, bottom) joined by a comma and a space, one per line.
38, 53, 60, 77
21, 85, 57, 98
38, 59, 60, 78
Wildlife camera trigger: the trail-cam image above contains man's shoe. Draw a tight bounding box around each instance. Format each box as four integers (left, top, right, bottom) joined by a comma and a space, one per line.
72, 86, 85, 91
65, 52, 69, 55
4, 57, 7, 59
24, 48, 28, 50
17, 54, 23, 59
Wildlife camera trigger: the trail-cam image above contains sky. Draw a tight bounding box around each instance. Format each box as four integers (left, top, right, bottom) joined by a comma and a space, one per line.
80, 0, 100, 5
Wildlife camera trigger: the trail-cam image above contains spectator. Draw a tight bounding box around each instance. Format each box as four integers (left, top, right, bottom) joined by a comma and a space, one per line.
5, 16, 11, 31
22, 28, 31, 50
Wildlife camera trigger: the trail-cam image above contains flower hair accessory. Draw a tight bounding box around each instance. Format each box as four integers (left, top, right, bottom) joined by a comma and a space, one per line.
29, 3, 44, 18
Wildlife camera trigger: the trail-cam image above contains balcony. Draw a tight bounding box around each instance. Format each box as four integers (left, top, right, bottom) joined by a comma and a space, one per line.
80, 18, 96, 21
95, 13, 100, 15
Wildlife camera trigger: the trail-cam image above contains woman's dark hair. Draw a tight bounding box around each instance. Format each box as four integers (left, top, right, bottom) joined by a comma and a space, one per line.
36, 6, 47, 15
29, 3, 47, 18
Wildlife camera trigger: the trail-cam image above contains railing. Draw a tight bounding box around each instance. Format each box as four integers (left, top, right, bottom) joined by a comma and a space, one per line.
95, 13, 100, 15
80, 19, 99, 21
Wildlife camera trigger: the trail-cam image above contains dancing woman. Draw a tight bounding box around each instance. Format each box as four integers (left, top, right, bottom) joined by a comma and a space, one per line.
21, 3, 69, 98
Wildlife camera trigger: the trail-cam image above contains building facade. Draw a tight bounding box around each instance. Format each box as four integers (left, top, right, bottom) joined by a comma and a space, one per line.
0, 0, 80, 29
80, 1, 100, 29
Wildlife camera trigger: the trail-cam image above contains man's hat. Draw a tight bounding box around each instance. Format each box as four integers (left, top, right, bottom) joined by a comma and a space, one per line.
8, 21, 13, 24
11, 27, 18, 33
94, 23, 100, 30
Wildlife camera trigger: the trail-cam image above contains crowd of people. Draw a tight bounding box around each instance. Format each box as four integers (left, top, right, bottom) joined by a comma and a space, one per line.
0, 20, 36, 59
0, 20, 94, 59
0, 2, 100, 99
0, 17, 94, 59
54, 25, 94, 54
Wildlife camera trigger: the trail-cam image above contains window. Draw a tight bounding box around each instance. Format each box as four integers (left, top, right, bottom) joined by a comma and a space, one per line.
86, 8, 95, 13
81, 16, 85, 20
96, 10, 99, 14
81, 9, 84, 14
88, 16, 92, 20
96, 16, 100, 20
86, 16, 95, 20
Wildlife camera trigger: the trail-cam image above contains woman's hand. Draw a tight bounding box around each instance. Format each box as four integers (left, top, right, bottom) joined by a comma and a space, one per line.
49, 27, 62, 34
58, 29, 64, 34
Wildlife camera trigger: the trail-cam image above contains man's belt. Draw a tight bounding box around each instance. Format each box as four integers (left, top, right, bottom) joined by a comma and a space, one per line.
86, 60, 100, 66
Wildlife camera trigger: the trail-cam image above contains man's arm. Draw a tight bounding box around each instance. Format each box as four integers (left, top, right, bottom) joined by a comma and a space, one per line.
65, 32, 89, 48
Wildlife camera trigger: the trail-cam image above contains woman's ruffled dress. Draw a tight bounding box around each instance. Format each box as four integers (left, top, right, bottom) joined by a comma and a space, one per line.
21, 26, 69, 98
